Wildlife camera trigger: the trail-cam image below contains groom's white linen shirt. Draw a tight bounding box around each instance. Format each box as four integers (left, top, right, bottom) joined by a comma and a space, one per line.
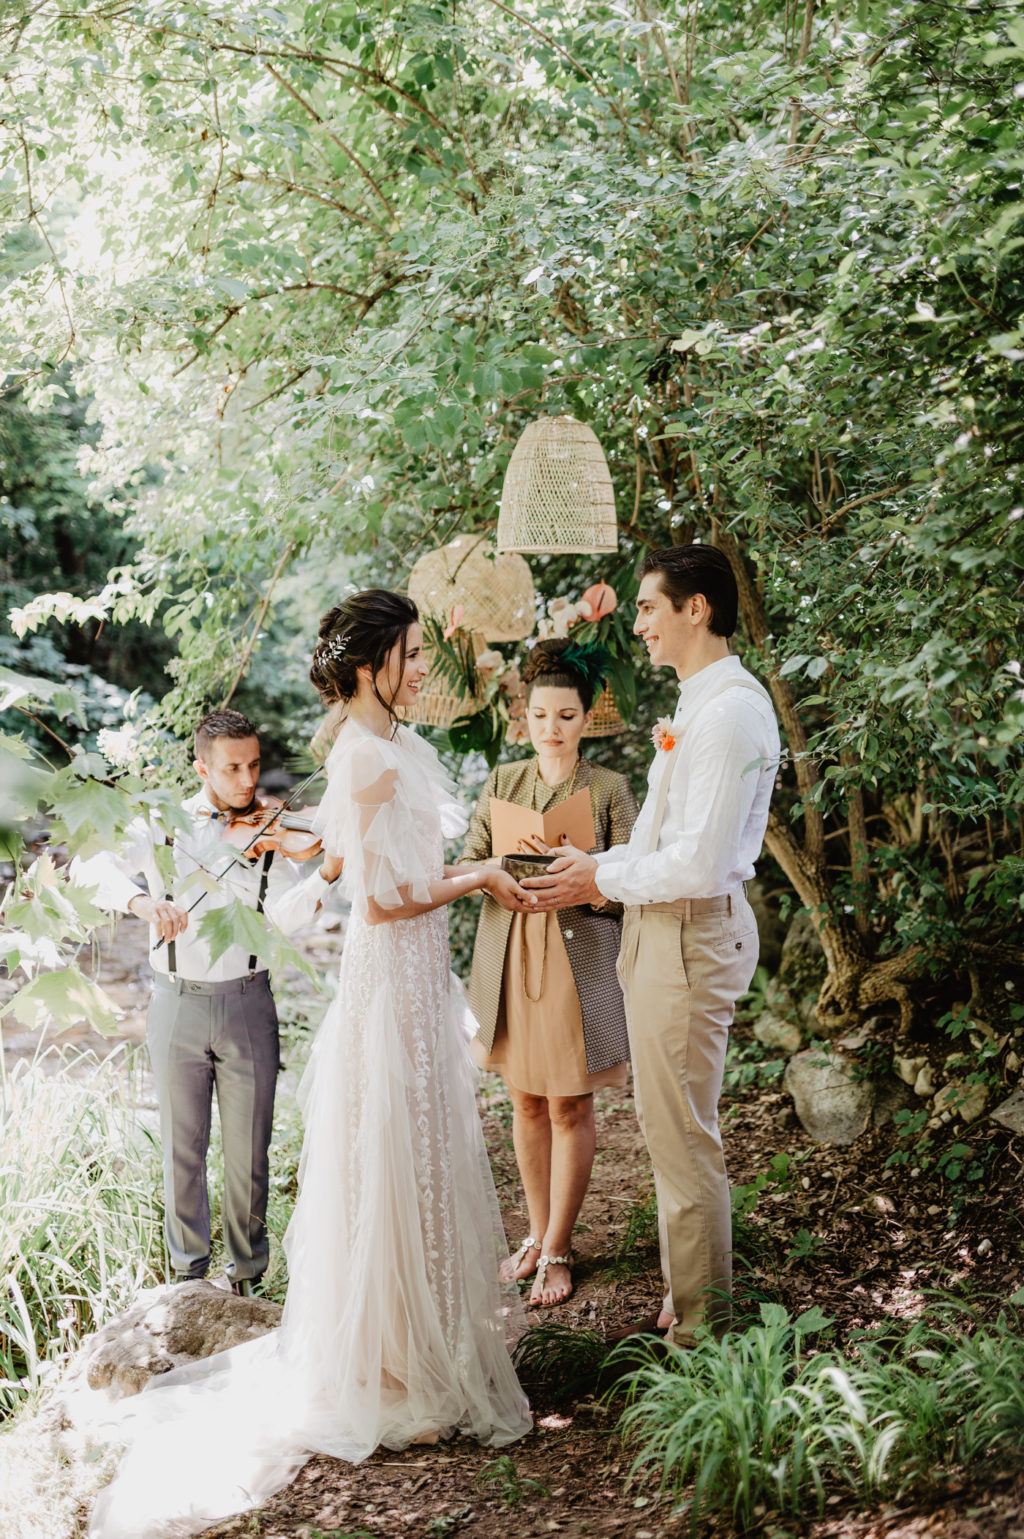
593, 656, 779, 907
70, 788, 328, 981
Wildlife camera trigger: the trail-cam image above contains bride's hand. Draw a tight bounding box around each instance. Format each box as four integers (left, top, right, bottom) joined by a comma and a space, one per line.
482, 867, 537, 912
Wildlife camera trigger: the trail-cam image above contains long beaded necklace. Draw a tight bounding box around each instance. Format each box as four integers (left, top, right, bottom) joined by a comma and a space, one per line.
521, 754, 582, 1004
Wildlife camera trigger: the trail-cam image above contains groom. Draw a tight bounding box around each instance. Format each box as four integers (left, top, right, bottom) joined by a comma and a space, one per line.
523, 544, 779, 1345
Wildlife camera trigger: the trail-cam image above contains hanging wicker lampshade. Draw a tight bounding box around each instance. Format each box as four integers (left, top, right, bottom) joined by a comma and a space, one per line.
497, 414, 618, 555
408, 534, 535, 642
582, 684, 628, 738
405, 629, 490, 730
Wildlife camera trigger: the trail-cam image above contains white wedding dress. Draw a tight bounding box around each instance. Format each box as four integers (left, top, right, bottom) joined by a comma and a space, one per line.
89, 720, 531, 1539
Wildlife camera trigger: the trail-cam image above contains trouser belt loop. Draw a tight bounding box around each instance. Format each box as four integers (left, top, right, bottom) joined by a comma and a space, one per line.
727, 893, 734, 917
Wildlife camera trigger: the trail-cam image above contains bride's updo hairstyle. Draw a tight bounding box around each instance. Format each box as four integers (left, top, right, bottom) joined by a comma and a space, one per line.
521, 638, 600, 713
310, 589, 419, 722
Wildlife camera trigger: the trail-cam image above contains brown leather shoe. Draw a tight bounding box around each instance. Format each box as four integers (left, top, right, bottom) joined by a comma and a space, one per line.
604, 1310, 669, 1345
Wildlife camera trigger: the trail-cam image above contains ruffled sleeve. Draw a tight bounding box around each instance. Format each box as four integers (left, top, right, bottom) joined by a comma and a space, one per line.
311, 722, 465, 918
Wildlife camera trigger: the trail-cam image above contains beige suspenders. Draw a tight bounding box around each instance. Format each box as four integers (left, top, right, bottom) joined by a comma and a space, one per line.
642, 675, 773, 858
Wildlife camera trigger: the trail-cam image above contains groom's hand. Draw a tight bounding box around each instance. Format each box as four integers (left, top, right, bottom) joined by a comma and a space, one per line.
521, 842, 602, 909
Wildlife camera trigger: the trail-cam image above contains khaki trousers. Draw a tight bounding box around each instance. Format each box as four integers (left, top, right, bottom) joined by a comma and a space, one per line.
617, 892, 758, 1344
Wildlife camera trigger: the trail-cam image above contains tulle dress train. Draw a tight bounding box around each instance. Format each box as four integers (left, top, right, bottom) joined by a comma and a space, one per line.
89, 721, 531, 1539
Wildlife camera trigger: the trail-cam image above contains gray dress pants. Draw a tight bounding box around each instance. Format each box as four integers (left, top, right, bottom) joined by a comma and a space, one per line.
146, 972, 280, 1281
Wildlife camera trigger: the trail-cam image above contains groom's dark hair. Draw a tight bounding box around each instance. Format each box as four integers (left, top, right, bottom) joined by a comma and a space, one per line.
638, 544, 738, 638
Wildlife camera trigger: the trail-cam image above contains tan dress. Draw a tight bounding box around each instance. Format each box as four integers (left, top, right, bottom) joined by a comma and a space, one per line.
471, 768, 629, 1098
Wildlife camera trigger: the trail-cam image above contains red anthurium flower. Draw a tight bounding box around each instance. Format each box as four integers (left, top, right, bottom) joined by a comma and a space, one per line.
581, 580, 617, 621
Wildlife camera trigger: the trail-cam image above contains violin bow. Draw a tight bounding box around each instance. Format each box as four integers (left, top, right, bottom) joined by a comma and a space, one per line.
152, 765, 327, 950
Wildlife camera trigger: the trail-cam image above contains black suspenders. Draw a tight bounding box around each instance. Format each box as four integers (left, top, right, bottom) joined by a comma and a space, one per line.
248, 851, 275, 975
164, 844, 275, 978
164, 836, 178, 975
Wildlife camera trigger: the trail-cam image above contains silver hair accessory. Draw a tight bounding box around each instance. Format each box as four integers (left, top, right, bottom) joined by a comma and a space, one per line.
321, 633, 348, 662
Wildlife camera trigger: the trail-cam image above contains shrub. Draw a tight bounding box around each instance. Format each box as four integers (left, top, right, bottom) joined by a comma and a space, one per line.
616, 1299, 1024, 1530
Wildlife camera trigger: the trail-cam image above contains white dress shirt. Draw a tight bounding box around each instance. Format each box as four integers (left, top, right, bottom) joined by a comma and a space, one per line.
594, 656, 780, 907
71, 790, 330, 981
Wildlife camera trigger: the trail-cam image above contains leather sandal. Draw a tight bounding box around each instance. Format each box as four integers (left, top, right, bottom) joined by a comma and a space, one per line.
529, 1252, 573, 1308
501, 1235, 540, 1283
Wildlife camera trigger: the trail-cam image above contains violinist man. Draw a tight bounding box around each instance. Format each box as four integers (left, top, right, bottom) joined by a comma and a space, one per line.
73, 709, 335, 1295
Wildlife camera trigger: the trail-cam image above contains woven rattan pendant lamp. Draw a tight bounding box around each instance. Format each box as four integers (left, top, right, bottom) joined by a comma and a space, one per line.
497, 414, 618, 555
582, 685, 627, 738
407, 533, 535, 641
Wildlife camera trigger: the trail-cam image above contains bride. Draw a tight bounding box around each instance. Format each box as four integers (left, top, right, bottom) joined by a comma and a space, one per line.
90, 589, 533, 1538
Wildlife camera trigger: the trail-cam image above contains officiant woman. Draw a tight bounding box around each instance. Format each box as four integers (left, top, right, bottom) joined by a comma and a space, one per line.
460, 639, 638, 1308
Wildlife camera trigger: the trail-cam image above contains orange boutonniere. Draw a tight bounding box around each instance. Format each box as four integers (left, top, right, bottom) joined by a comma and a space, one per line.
652, 716, 676, 752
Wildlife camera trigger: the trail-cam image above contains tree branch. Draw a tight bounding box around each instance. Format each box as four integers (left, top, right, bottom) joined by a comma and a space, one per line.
262, 62, 397, 221
220, 543, 297, 707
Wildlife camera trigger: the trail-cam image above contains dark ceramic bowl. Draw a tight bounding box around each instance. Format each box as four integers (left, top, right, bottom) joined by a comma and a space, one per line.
500, 853, 555, 883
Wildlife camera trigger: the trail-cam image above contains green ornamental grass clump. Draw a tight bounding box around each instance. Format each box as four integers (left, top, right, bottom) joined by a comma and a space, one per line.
616, 1299, 1024, 1531
0, 1047, 164, 1416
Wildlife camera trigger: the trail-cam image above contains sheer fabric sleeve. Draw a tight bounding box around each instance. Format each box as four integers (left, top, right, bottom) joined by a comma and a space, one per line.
311, 724, 463, 918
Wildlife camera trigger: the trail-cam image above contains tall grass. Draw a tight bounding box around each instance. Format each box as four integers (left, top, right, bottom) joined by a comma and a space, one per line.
0, 1046, 164, 1416
616, 1298, 1024, 1531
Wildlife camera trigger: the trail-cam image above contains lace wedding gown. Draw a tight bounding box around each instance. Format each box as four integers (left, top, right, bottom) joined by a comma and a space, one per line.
90, 721, 531, 1539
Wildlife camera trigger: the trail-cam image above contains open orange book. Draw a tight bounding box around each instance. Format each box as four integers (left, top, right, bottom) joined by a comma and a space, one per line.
489, 787, 596, 857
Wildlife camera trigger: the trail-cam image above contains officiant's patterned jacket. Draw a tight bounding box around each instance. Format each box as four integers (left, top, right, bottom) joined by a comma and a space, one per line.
459, 756, 639, 1075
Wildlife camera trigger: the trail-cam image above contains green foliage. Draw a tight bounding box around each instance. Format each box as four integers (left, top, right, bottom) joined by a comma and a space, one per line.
197, 898, 318, 985
616, 1302, 1024, 1530
0, 0, 1022, 1032
511, 1321, 607, 1391
786, 1227, 826, 1264
736, 965, 771, 1022
723, 1032, 786, 1092
886, 1107, 998, 1214
0, 380, 172, 749
607, 1188, 658, 1279
0, 1048, 164, 1416
474, 1454, 550, 1508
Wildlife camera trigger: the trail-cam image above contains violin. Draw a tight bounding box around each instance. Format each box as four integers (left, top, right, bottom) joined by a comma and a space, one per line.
218, 796, 323, 862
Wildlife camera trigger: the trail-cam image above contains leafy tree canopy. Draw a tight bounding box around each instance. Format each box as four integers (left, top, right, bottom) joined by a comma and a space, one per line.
0, 0, 1022, 1037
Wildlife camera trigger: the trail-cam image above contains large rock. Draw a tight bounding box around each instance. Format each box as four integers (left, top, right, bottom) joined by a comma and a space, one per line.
783, 1047, 874, 1145
63, 1282, 282, 1411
